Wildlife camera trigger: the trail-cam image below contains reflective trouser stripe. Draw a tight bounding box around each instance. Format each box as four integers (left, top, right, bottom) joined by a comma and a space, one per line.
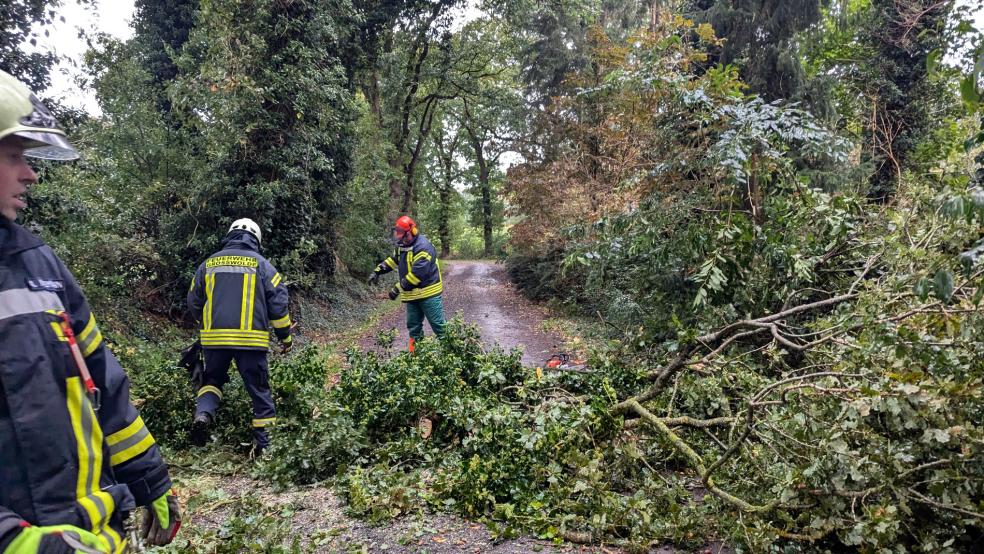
66, 377, 116, 540
252, 417, 276, 428
197, 385, 223, 399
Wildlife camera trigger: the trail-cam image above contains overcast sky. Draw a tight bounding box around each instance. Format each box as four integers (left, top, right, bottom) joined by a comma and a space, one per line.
28, 0, 984, 114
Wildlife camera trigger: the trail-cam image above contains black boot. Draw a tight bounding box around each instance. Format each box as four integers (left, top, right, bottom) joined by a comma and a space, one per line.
190, 412, 212, 446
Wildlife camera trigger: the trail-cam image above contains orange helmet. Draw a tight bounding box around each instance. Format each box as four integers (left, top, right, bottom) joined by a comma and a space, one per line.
392, 215, 418, 246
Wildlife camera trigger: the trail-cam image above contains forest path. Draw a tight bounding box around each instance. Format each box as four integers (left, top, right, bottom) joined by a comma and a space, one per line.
358, 260, 566, 366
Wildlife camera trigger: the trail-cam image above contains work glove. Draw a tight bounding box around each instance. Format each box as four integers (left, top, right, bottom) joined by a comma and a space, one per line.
388, 286, 400, 301
367, 272, 380, 286
280, 335, 294, 355
139, 489, 181, 547
5, 523, 109, 554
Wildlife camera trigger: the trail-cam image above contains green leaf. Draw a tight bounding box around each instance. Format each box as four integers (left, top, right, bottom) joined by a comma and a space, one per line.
960, 77, 980, 110
933, 269, 954, 302
926, 48, 942, 74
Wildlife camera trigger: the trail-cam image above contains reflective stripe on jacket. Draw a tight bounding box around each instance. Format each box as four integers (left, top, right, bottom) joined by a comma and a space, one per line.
0, 220, 172, 553
187, 232, 291, 350
374, 233, 442, 302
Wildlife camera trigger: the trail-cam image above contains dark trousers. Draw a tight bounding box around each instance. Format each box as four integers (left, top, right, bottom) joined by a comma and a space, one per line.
195, 348, 275, 448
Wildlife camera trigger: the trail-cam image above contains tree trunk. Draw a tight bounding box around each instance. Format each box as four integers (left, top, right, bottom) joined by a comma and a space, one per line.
480, 165, 493, 257
864, 0, 951, 203
367, 70, 382, 125
438, 183, 452, 258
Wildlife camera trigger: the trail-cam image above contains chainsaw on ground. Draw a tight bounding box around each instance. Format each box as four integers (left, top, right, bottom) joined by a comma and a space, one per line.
543, 353, 590, 373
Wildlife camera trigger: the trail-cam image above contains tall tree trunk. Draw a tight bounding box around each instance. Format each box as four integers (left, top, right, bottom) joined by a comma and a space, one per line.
367, 69, 382, 125
864, 0, 952, 202
438, 183, 452, 258
480, 164, 493, 257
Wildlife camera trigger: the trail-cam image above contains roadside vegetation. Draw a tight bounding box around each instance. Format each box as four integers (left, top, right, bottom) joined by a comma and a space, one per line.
3, 0, 984, 551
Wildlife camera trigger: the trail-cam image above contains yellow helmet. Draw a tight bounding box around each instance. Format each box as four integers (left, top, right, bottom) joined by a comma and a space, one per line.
0, 69, 78, 160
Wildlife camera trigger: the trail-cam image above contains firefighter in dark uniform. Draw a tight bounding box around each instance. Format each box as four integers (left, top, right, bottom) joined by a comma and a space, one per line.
186, 218, 293, 454
369, 216, 446, 349
0, 70, 180, 552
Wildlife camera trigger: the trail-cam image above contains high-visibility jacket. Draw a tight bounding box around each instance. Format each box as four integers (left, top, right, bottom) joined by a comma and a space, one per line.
0, 219, 172, 553
187, 232, 292, 350
373, 233, 442, 302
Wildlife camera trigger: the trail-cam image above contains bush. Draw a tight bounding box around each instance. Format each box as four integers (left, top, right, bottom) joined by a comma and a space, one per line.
132, 345, 335, 450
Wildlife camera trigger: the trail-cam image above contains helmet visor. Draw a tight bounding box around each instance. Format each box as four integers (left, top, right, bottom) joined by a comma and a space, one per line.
15, 130, 79, 161
392, 227, 411, 246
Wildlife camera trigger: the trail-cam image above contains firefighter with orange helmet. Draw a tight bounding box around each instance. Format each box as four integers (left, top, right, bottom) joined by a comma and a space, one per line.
369, 216, 446, 343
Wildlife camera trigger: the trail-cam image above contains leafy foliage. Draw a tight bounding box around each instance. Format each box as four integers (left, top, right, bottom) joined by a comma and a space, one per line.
0, 0, 90, 91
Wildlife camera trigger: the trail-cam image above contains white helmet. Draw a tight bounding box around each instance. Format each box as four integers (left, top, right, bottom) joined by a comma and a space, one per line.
229, 218, 262, 244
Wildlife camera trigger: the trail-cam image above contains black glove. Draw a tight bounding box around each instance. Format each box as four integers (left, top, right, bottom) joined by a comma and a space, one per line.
368, 272, 379, 286
388, 286, 400, 301
140, 490, 182, 546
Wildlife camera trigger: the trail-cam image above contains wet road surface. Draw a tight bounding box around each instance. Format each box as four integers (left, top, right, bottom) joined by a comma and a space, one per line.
359, 260, 565, 366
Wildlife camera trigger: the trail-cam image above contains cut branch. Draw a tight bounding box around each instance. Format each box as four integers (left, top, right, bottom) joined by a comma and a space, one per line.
622, 400, 776, 513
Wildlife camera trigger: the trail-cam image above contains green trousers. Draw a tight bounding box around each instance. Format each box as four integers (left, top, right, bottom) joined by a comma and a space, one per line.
406, 294, 446, 339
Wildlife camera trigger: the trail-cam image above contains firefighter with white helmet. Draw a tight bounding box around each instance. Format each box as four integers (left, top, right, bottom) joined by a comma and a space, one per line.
186, 218, 293, 455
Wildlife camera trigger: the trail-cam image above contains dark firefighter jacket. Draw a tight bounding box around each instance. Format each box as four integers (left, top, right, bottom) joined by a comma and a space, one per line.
187, 232, 292, 350
373, 233, 443, 302
0, 219, 172, 553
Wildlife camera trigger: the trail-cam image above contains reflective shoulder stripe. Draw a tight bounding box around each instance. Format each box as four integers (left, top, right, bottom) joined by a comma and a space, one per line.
0, 288, 64, 321
107, 416, 156, 466
413, 251, 432, 262
271, 314, 292, 329
384, 257, 397, 270
271, 273, 282, 287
